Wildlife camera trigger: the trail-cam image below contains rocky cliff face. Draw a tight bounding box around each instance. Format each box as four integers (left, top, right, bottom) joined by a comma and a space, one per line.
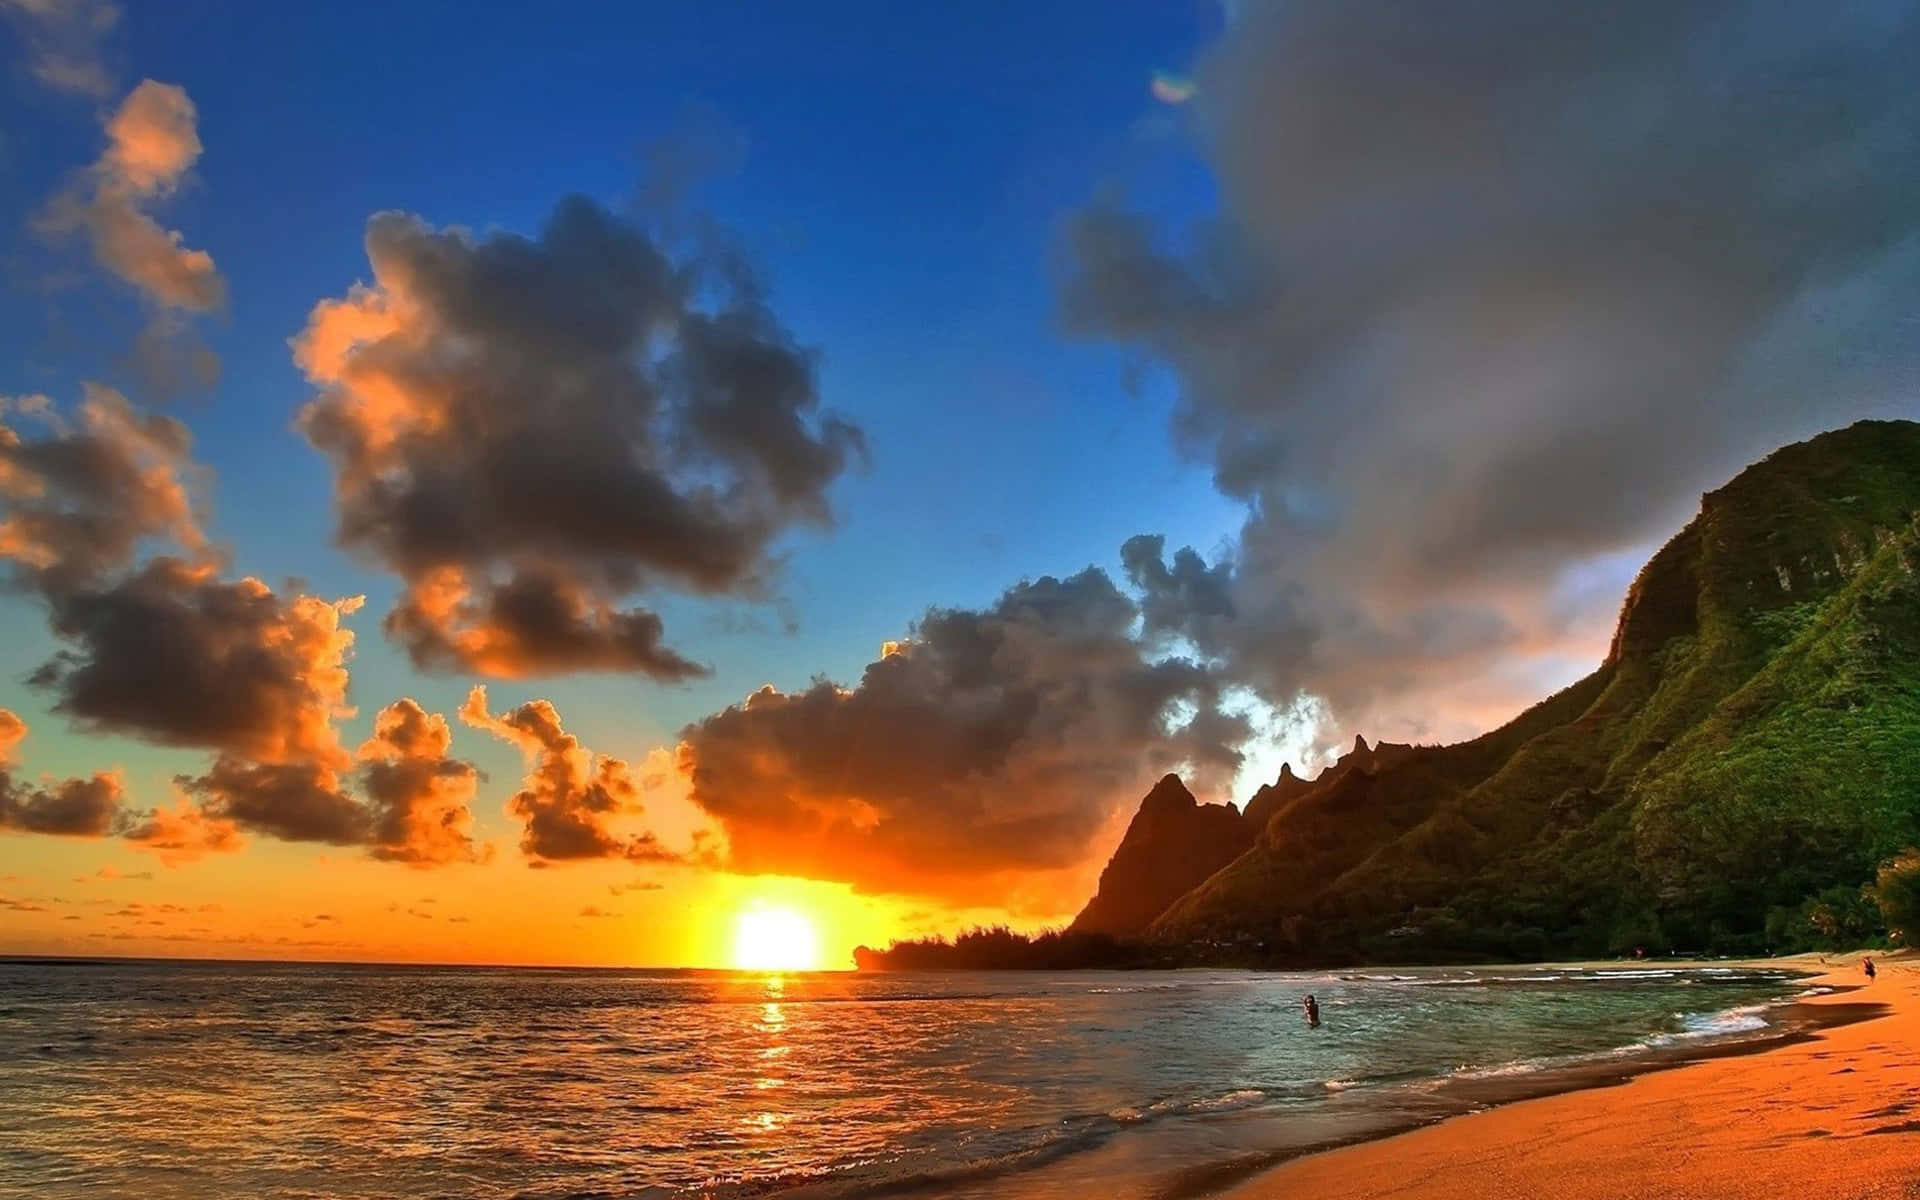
1068, 774, 1252, 938
1140, 420, 1920, 960
1241, 762, 1311, 833
1242, 736, 1417, 834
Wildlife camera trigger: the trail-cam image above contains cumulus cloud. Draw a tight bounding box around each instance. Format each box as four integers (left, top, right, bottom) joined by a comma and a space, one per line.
0, 769, 122, 836
294, 195, 864, 678
174, 757, 365, 846
163, 695, 484, 861
357, 698, 484, 865
2, 385, 367, 769
0, 708, 125, 837
1061, 0, 1920, 742
0, 0, 119, 99
674, 568, 1249, 905
462, 685, 670, 863
0, 382, 204, 591
34, 559, 363, 766
2, 388, 484, 864
120, 799, 242, 864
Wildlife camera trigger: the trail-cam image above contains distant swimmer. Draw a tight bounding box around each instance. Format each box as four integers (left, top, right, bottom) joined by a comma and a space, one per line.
1302, 994, 1321, 1028
1864, 956, 1877, 982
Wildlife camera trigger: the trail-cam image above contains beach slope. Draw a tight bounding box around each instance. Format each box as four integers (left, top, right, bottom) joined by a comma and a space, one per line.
1224, 959, 1918, 1200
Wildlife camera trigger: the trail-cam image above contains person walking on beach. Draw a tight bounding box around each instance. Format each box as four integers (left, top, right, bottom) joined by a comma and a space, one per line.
1864, 955, 1877, 982
1302, 994, 1321, 1028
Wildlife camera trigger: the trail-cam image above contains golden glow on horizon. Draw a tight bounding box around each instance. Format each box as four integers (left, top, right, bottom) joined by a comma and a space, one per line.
0, 843, 1054, 969
731, 904, 823, 971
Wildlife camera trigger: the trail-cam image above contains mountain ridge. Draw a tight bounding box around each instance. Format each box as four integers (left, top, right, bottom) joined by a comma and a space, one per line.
1133, 419, 1920, 959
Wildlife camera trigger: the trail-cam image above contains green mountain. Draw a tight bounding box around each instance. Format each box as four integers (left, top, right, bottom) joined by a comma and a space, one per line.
1142, 420, 1920, 960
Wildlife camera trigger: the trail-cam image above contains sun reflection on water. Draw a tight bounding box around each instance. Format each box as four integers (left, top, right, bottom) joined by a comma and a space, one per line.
749, 974, 790, 1131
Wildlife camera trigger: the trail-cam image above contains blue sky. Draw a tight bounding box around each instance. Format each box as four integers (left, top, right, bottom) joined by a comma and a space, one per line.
1, 0, 1241, 777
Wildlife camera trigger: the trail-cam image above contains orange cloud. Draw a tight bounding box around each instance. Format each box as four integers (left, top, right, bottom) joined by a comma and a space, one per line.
0, 709, 24, 767
40, 80, 225, 313
461, 685, 674, 864
103, 76, 201, 192
674, 569, 1248, 906
121, 798, 242, 865
148, 693, 485, 866
358, 698, 485, 866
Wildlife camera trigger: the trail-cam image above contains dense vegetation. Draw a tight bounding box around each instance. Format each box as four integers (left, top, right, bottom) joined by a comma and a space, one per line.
1145, 420, 1920, 963
853, 926, 1161, 970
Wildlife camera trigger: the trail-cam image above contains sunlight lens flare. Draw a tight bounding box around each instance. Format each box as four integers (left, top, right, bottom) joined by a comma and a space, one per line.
732, 905, 822, 972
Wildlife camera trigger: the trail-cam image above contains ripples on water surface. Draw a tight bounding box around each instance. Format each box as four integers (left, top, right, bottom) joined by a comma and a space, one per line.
0, 960, 1807, 1199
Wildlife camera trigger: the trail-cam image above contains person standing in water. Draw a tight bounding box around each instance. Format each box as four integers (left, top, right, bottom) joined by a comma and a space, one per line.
1302, 994, 1321, 1028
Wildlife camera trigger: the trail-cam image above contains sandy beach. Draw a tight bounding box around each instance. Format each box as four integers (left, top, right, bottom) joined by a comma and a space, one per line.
1223, 955, 1917, 1200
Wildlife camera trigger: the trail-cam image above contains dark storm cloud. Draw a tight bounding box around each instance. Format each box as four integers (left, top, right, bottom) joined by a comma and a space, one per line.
674, 568, 1250, 903
461, 686, 670, 863
295, 195, 865, 679
1062, 0, 1920, 739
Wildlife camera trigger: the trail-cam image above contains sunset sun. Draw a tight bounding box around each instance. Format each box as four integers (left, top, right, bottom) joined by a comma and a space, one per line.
732, 905, 823, 972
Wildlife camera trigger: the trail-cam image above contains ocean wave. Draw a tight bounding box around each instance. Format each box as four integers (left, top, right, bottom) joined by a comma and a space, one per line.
1447, 998, 1785, 1083
1410, 974, 1570, 986
1190, 1088, 1267, 1112
1640, 1004, 1771, 1046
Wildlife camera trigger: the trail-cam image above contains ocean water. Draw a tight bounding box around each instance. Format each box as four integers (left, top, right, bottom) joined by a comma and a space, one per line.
0, 960, 1814, 1200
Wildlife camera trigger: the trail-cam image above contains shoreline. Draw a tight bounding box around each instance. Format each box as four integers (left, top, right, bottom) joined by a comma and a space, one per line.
1208, 953, 1912, 1200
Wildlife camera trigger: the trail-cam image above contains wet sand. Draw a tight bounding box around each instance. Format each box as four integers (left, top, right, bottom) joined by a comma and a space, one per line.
1220, 955, 1915, 1200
